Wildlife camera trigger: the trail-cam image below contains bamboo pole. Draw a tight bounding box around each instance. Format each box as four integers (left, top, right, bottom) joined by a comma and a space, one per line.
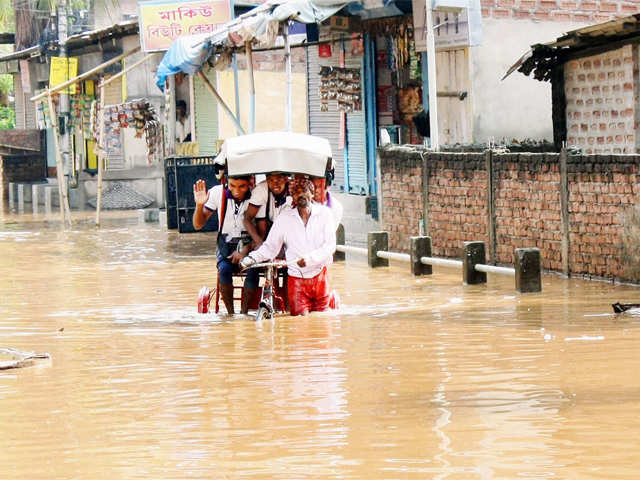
197, 71, 246, 135
47, 93, 72, 226
96, 83, 106, 226
30, 46, 141, 102
283, 22, 292, 132
246, 41, 255, 133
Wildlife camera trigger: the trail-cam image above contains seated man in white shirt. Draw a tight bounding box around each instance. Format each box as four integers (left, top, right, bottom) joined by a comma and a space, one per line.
193, 175, 259, 314
311, 168, 343, 228
243, 172, 291, 248
241, 177, 337, 316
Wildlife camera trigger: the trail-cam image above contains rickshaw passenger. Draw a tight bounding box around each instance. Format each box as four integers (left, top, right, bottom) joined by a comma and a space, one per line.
241, 178, 336, 316
312, 174, 343, 227
192, 176, 260, 314
243, 172, 291, 247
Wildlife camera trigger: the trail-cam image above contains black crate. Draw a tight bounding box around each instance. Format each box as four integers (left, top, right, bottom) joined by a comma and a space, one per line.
174, 156, 220, 234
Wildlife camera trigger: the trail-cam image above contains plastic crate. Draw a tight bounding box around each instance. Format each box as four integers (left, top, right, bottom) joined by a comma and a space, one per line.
164, 157, 178, 229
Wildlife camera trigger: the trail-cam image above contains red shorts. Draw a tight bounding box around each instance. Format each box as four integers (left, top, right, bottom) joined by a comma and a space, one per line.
288, 267, 333, 316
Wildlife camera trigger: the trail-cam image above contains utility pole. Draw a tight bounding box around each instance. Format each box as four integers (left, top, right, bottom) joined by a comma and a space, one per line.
58, 0, 74, 189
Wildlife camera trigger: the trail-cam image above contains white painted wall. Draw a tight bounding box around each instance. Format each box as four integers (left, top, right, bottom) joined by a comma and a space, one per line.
469, 18, 589, 143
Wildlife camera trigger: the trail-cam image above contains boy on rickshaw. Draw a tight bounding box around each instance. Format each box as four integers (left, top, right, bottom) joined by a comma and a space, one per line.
192, 176, 260, 314
243, 172, 291, 248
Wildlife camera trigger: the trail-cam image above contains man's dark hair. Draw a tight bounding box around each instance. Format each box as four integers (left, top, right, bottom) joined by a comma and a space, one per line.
228, 175, 251, 182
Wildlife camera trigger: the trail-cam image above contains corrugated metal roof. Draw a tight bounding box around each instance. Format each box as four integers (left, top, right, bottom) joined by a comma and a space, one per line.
505, 14, 640, 82
0, 19, 139, 63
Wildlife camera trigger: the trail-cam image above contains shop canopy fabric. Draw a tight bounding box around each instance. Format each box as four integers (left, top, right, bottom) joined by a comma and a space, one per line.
156, 0, 351, 88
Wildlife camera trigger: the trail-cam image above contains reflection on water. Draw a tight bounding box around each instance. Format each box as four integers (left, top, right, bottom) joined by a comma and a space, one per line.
2, 211, 640, 478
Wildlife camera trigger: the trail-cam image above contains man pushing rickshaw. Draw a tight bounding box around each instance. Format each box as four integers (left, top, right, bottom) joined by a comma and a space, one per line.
193, 132, 340, 319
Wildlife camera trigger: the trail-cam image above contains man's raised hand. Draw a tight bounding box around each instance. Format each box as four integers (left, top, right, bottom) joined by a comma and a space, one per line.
193, 179, 209, 206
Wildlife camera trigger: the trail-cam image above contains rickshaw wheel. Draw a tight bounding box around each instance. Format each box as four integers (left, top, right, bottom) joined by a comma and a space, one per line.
198, 286, 212, 314
255, 306, 272, 322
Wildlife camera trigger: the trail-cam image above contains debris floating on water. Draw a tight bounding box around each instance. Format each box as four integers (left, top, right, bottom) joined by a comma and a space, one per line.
0, 348, 51, 370
564, 336, 605, 342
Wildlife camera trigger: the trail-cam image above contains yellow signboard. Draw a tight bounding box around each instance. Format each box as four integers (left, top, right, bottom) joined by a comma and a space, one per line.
49, 57, 79, 94
138, 0, 231, 52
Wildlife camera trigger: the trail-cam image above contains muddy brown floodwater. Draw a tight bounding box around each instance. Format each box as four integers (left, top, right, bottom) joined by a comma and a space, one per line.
1, 211, 640, 479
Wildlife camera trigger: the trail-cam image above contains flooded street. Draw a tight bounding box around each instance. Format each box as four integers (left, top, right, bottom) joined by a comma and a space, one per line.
2, 211, 640, 479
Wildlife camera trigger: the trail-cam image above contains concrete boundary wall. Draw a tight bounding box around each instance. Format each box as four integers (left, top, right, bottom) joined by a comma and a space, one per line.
379, 145, 640, 282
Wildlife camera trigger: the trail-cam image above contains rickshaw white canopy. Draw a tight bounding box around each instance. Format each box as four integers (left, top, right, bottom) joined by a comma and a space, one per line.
218, 132, 332, 177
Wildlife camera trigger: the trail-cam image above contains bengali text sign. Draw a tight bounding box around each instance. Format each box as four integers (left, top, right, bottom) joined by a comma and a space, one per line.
139, 0, 231, 52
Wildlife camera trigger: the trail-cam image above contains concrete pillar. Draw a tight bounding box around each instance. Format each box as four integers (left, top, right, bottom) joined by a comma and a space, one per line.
137, 209, 146, 224
17, 184, 24, 213
32, 185, 39, 214
463, 241, 487, 285
155, 177, 164, 208
8, 182, 14, 211
334, 223, 345, 262
410, 236, 432, 276
515, 248, 542, 293
159, 210, 167, 228
44, 186, 52, 214
368, 231, 389, 268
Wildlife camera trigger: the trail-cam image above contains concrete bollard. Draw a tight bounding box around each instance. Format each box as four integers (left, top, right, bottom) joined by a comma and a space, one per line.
44, 187, 52, 214
334, 223, 345, 262
410, 236, 432, 276
32, 185, 39, 214
8, 182, 14, 211
515, 248, 542, 293
17, 184, 24, 213
159, 210, 167, 228
368, 231, 389, 268
138, 208, 160, 223
463, 241, 487, 285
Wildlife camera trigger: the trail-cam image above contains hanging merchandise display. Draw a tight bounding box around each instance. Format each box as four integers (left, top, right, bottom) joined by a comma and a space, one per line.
318, 66, 361, 113
70, 94, 96, 137
36, 93, 58, 129
98, 98, 162, 163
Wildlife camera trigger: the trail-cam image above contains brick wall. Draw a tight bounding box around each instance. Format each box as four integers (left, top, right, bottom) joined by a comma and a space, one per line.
0, 154, 47, 202
564, 46, 636, 154
494, 154, 563, 270
0, 129, 43, 153
481, 0, 639, 21
235, 49, 307, 74
379, 146, 640, 282
427, 153, 488, 258
379, 147, 424, 252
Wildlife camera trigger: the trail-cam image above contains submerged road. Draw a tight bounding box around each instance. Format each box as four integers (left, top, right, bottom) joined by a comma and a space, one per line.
1, 211, 640, 478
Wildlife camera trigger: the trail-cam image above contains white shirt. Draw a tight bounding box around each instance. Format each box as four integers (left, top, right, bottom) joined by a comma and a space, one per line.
203, 184, 250, 241
176, 114, 191, 142
249, 203, 336, 278
249, 181, 292, 222
325, 191, 343, 227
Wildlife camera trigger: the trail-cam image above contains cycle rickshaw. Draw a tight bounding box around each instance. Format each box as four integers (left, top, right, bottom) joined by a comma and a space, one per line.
196, 131, 333, 320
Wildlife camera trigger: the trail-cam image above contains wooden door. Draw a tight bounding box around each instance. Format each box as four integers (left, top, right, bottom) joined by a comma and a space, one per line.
435, 48, 472, 145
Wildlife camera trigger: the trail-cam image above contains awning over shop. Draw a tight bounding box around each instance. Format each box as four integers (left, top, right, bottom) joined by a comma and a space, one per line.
504, 13, 640, 82
156, 0, 351, 87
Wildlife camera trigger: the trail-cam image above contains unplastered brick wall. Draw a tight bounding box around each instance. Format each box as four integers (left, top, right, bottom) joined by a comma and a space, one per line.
379, 147, 424, 252
481, 0, 638, 22
565, 45, 636, 154
493, 154, 563, 270
567, 155, 640, 279
426, 153, 488, 258
379, 146, 640, 283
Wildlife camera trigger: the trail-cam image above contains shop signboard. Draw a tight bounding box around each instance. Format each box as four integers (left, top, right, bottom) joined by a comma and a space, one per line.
138, 0, 231, 52
412, 0, 482, 51
49, 57, 79, 94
